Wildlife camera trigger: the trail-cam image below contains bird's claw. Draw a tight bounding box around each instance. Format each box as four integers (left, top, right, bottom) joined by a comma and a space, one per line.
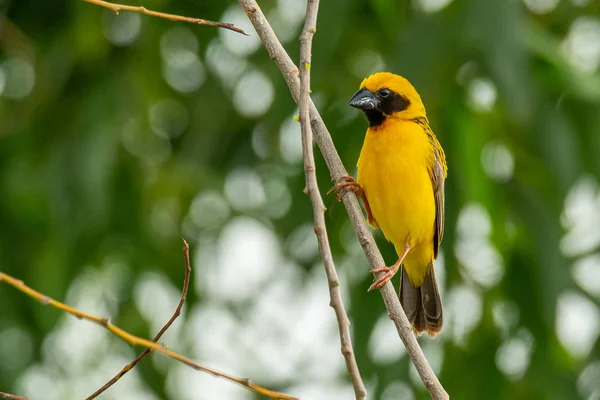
328, 175, 359, 201
368, 265, 400, 292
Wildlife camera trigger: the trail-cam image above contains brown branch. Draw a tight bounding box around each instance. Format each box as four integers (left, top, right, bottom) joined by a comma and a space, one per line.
297, 2, 367, 399
81, 0, 248, 35
0, 392, 27, 400
0, 269, 297, 400
237, 1, 449, 399
86, 240, 192, 399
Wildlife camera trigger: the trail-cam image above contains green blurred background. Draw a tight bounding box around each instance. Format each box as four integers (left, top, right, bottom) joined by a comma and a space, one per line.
2, 0, 600, 399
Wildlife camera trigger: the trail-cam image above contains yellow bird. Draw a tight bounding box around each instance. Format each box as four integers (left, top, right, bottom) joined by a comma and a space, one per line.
333, 72, 447, 336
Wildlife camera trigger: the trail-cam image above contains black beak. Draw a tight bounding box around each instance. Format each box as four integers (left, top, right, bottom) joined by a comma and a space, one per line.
349, 88, 379, 110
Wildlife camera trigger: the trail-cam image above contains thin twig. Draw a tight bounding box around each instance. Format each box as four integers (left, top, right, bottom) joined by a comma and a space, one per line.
297, 2, 367, 399
81, 0, 248, 36
87, 240, 192, 399
237, 1, 449, 398
0, 270, 297, 400
0, 392, 27, 400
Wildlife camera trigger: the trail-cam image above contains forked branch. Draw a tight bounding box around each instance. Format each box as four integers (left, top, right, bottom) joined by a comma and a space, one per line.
0, 245, 297, 400
86, 240, 192, 399
297, 1, 367, 399
237, 1, 448, 398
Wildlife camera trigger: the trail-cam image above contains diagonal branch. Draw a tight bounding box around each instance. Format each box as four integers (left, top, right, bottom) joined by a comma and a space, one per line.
82, 0, 248, 35
0, 268, 297, 400
237, 1, 449, 399
0, 392, 27, 400
297, 1, 367, 399
86, 240, 192, 399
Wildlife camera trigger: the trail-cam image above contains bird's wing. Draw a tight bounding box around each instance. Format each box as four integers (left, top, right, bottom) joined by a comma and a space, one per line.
416, 117, 447, 259
431, 143, 445, 259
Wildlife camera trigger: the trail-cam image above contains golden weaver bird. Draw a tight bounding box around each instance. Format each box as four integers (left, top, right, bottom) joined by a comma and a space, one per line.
332, 72, 447, 336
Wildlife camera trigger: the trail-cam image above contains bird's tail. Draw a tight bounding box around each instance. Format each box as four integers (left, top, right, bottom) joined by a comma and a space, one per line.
399, 263, 443, 337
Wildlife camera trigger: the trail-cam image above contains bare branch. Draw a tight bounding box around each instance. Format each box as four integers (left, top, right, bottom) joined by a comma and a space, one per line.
87, 239, 192, 399
297, 1, 367, 399
0, 269, 297, 400
237, 1, 449, 398
0, 392, 27, 400
81, 0, 248, 35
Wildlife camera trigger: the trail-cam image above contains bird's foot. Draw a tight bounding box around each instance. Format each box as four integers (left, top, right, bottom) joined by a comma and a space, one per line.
368, 260, 402, 292
328, 175, 361, 201
328, 176, 379, 226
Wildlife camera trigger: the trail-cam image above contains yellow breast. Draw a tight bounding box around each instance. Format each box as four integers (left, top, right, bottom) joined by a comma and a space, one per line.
357, 119, 436, 285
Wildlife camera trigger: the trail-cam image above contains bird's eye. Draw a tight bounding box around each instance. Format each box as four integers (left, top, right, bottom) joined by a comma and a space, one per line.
379, 88, 391, 98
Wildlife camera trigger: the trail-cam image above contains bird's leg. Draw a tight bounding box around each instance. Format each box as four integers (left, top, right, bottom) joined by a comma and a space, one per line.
328, 175, 378, 227
368, 244, 411, 292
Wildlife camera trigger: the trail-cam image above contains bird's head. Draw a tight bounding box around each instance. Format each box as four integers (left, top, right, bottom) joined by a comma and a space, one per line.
349, 72, 426, 127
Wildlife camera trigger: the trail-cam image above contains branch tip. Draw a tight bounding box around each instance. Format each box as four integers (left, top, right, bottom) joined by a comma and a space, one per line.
82, 0, 248, 35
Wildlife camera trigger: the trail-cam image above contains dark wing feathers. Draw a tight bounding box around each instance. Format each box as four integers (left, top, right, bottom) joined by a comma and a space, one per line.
431, 150, 445, 258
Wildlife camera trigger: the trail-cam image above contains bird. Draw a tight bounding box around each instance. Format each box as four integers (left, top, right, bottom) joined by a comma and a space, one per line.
331, 72, 447, 336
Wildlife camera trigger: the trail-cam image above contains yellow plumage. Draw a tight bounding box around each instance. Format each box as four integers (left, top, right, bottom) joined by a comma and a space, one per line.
357, 116, 436, 287
339, 72, 447, 336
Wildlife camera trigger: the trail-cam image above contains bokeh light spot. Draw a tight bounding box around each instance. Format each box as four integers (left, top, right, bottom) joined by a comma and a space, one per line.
467, 78, 497, 112
562, 17, 600, 73
167, 363, 252, 400
287, 382, 357, 400
456, 203, 504, 287
134, 272, 184, 337
252, 123, 270, 159
369, 315, 407, 363
279, 113, 303, 164
0, 65, 6, 95
233, 70, 275, 117
495, 329, 535, 380
121, 117, 172, 163
189, 190, 231, 230
262, 173, 292, 219
1, 59, 35, 99
269, 7, 302, 44
149, 98, 189, 139
205, 39, 248, 87
522, 0, 560, 14
160, 27, 205, 93
578, 361, 600, 400
492, 300, 520, 337
457, 203, 492, 238
0, 326, 33, 375
381, 381, 414, 400
276, 0, 307, 25
150, 197, 180, 240
556, 291, 600, 358
417, 0, 454, 13
481, 141, 515, 182
16, 366, 62, 400
573, 253, 600, 297
560, 176, 600, 257
349, 49, 386, 79
286, 223, 320, 263
102, 10, 141, 46
446, 284, 483, 346
220, 6, 260, 56
161, 26, 199, 59
195, 217, 280, 301
162, 56, 205, 93
224, 168, 266, 211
